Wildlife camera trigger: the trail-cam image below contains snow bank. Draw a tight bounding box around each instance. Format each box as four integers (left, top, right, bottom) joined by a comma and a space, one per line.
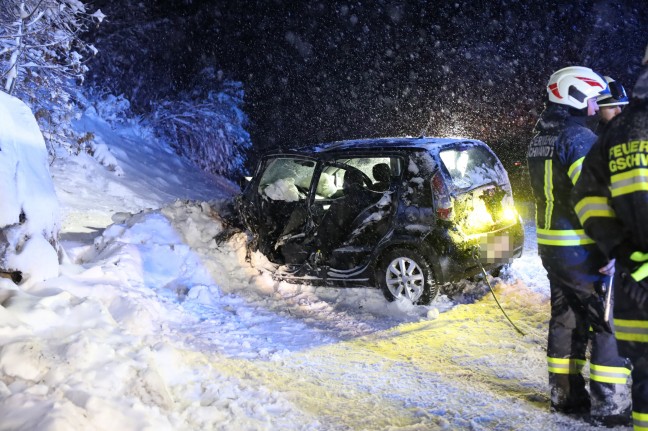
0, 200, 321, 430
0, 91, 61, 282
0, 198, 577, 430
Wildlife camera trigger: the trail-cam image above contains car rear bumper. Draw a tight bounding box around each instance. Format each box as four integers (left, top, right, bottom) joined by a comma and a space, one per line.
436, 219, 524, 282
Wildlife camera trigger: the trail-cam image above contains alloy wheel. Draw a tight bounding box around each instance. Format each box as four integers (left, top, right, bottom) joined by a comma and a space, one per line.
385, 257, 425, 302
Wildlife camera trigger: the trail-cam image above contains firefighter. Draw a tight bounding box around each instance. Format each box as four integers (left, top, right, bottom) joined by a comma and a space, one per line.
573, 47, 648, 430
527, 66, 631, 424
596, 76, 630, 133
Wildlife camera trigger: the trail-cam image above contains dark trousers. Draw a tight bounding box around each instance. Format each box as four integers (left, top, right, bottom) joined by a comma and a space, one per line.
541, 245, 631, 416
614, 272, 648, 426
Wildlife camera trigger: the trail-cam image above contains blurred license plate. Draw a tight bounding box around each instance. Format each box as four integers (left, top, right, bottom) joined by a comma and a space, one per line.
477, 232, 515, 264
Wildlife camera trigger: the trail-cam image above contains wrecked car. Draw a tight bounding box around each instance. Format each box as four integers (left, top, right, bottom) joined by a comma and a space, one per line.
236, 137, 524, 304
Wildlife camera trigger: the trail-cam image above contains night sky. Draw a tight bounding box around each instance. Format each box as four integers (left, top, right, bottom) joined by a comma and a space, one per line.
86, 0, 648, 171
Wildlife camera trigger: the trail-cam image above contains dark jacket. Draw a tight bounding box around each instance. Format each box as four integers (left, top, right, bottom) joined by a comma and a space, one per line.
527, 103, 600, 248
573, 96, 648, 261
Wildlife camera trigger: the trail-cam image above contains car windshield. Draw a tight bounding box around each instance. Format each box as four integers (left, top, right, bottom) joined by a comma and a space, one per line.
439, 145, 506, 191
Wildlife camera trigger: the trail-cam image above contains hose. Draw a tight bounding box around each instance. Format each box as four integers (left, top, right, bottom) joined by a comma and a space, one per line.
472, 247, 526, 336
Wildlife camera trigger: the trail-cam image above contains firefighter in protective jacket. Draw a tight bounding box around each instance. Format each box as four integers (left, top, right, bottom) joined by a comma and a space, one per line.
527, 66, 631, 422
573, 50, 648, 430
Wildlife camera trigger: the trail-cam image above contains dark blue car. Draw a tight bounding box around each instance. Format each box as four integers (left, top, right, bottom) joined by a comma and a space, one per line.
237, 137, 524, 304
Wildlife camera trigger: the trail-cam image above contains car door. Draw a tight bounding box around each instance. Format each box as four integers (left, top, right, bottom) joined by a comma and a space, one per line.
309, 156, 402, 269
240, 155, 317, 261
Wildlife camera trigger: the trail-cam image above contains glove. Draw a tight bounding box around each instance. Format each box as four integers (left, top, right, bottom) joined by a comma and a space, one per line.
612, 242, 648, 282
613, 242, 639, 271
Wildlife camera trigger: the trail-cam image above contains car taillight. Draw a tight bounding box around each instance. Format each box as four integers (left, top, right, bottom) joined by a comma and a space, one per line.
501, 205, 519, 223
431, 171, 453, 220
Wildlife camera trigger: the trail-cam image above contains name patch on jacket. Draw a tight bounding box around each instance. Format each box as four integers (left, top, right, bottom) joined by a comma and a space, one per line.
527, 135, 555, 158
609, 140, 648, 173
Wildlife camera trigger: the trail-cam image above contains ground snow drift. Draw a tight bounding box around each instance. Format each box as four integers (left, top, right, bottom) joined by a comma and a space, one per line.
0, 197, 616, 430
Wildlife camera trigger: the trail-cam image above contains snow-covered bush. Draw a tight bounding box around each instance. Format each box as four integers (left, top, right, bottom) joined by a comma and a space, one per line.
0, 90, 62, 283
0, 0, 105, 154
92, 93, 132, 124
149, 70, 252, 178
83, 3, 252, 179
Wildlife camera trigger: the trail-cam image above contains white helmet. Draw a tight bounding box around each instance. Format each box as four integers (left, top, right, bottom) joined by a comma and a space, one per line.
547, 66, 609, 110
597, 76, 629, 107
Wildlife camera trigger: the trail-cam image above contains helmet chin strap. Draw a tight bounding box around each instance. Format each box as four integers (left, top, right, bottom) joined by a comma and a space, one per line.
585, 114, 600, 131
567, 106, 589, 117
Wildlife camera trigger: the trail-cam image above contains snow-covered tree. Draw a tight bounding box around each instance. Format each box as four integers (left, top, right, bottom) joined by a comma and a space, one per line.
85, 2, 252, 179
149, 69, 252, 179
0, 0, 104, 153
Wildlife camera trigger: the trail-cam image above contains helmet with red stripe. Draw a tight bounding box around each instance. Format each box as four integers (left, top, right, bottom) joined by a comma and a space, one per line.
547, 66, 609, 110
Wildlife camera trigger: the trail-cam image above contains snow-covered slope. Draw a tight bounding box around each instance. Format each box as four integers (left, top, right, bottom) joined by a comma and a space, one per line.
51, 113, 237, 235
0, 111, 627, 430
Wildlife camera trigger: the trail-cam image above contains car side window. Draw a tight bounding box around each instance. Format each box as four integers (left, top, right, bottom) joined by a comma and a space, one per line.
257, 158, 316, 202
314, 157, 401, 200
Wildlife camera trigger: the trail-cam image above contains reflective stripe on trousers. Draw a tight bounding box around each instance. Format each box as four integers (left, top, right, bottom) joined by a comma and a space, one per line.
589, 363, 631, 384
547, 356, 585, 374
548, 357, 630, 384
634, 411, 648, 430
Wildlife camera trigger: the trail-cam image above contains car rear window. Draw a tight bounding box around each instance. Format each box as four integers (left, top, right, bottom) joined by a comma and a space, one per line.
438, 145, 507, 191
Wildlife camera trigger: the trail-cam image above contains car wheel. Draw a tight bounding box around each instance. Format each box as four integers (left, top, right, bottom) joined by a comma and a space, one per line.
378, 249, 439, 305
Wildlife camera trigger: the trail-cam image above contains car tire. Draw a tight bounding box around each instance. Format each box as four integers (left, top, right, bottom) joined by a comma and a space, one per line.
378, 248, 439, 305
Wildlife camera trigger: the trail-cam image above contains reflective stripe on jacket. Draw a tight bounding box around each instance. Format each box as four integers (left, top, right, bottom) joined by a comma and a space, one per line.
614, 318, 648, 343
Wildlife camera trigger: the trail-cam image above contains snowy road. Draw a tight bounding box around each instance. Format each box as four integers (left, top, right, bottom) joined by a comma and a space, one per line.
82, 200, 618, 430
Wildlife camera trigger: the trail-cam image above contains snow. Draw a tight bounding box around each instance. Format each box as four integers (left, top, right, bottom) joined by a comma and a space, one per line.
0, 99, 630, 430
0, 91, 61, 283
90, 9, 106, 23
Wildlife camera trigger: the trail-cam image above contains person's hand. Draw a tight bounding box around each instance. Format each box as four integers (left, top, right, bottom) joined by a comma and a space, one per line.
613, 242, 639, 273
612, 243, 648, 281
598, 259, 615, 276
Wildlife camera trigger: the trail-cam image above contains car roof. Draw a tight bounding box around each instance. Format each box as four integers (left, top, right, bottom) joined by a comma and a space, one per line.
293, 136, 485, 154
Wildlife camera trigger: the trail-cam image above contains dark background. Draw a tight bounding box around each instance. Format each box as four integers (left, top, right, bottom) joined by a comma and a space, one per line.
85, 0, 648, 178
